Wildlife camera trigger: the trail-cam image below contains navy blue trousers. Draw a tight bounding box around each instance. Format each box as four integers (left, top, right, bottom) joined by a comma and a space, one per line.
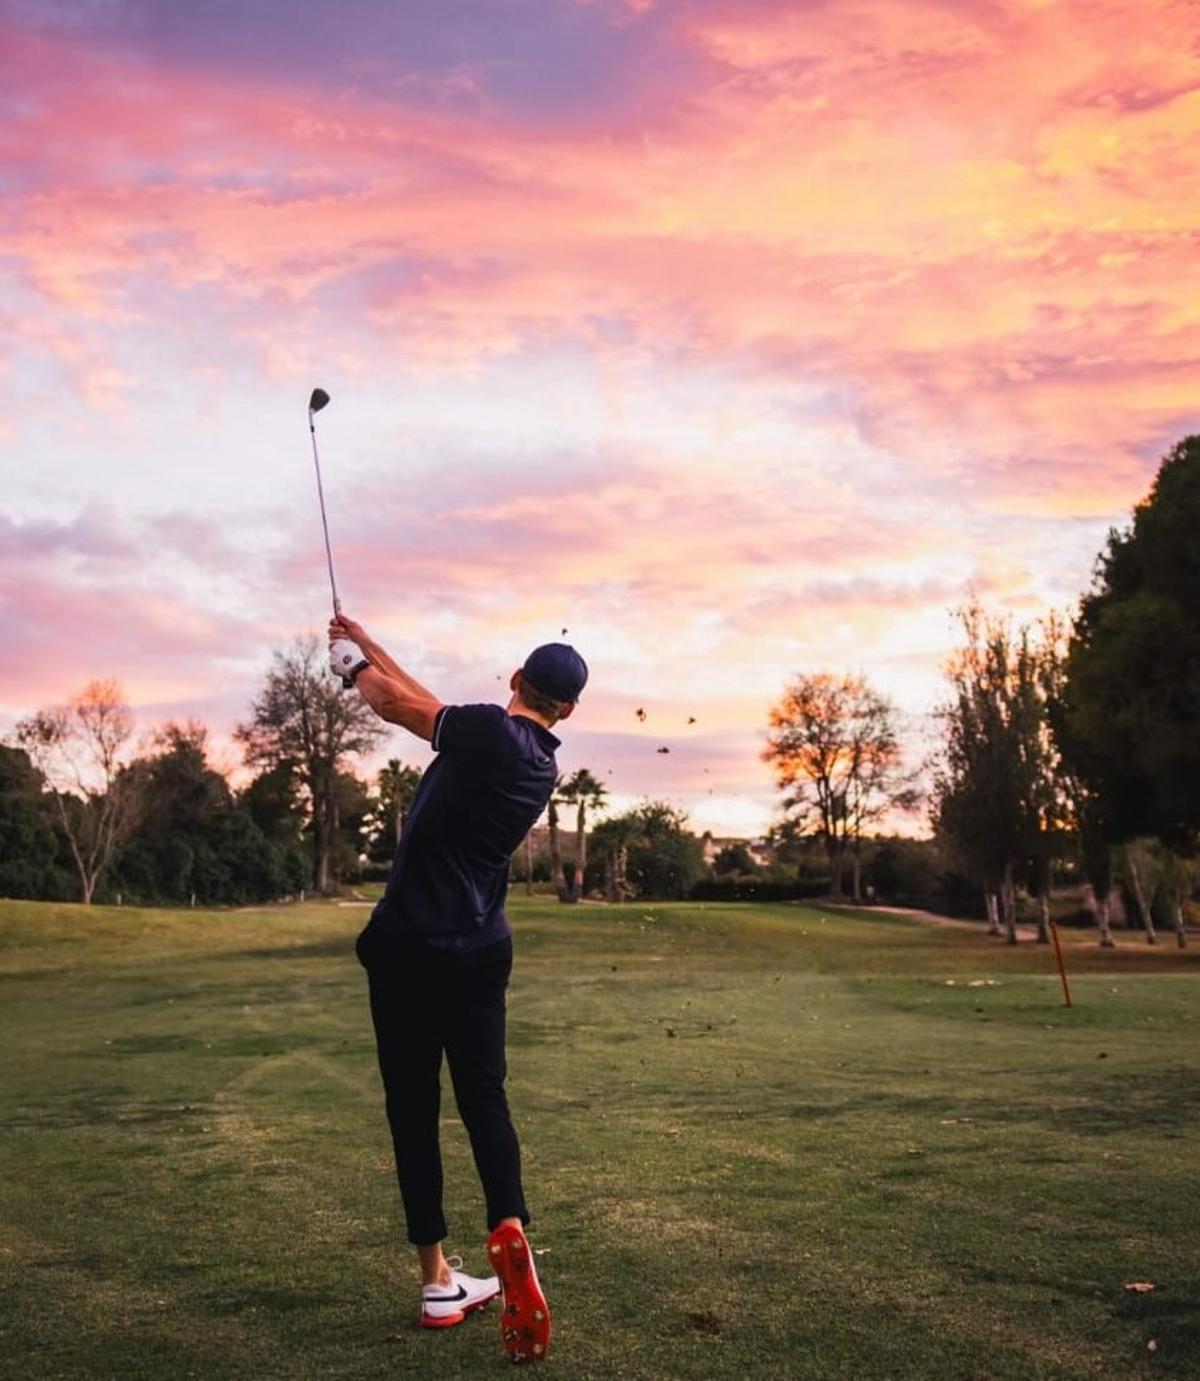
357, 923, 530, 1245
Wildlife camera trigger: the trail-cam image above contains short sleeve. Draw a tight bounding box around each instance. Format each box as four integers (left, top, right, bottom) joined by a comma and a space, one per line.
432, 703, 510, 760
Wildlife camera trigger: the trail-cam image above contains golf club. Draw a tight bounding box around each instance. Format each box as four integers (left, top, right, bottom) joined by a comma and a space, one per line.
307, 387, 341, 617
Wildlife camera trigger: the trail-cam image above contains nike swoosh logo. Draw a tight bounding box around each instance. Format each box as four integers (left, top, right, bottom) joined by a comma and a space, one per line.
425, 1284, 469, 1303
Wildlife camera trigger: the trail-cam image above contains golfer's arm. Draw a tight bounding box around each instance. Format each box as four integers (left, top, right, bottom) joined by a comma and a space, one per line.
355, 634, 435, 697
355, 667, 442, 741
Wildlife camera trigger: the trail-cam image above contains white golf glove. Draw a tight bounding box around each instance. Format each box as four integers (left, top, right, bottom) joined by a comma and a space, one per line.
329, 639, 370, 688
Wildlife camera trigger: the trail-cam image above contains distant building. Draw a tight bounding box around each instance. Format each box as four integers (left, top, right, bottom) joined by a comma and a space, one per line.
700, 832, 772, 868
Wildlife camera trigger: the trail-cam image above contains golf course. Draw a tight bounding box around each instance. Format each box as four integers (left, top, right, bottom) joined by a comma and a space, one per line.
0, 897, 1196, 1380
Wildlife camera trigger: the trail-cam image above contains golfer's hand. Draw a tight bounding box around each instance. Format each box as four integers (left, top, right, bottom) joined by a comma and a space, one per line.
328, 612, 368, 645
329, 638, 370, 687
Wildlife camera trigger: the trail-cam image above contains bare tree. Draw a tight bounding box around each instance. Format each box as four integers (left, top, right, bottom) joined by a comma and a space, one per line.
15, 680, 145, 904
235, 637, 387, 893
764, 673, 908, 901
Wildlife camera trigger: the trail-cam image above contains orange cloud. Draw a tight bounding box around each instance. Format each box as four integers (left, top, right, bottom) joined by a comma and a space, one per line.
4, 0, 1199, 828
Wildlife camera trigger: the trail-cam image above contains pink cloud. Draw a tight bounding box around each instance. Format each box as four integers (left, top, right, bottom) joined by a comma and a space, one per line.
5, 0, 1200, 827
5, 0, 1198, 519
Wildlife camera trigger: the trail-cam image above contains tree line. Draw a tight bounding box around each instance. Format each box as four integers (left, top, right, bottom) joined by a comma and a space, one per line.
0, 638, 710, 908
760, 435, 1200, 944
2, 436, 1196, 929
1, 641, 415, 906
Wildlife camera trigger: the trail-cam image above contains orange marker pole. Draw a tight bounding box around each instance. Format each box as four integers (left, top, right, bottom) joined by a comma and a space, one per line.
1049, 920, 1073, 1008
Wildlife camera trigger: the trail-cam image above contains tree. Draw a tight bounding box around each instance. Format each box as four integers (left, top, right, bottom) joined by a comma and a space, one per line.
591, 813, 639, 901
111, 722, 304, 905
764, 673, 909, 901
994, 617, 1070, 945
589, 801, 704, 901
367, 759, 423, 859
1156, 853, 1194, 949
235, 638, 387, 893
713, 842, 758, 876
932, 606, 1058, 943
0, 745, 73, 900
1057, 436, 1200, 944
546, 788, 566, 899
1119, 839, 1160, 945
329, 769, 373, 881
1039, 613, 1120, 947
241, 761, 306, 847
15, 680, 146, 903
556, 767, 607, 901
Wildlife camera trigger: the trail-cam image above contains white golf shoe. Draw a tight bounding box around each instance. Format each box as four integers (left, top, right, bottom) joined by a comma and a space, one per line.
420, 1257, 501, 1330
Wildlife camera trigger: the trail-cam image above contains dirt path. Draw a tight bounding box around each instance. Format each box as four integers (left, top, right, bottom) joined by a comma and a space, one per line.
824, 901, 1040, 943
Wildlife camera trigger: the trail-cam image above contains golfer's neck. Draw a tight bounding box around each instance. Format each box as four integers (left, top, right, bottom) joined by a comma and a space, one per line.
506, 697, 556, 730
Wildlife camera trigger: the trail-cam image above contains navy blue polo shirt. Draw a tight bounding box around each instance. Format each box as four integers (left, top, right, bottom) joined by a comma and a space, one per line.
370, 703, 560, 951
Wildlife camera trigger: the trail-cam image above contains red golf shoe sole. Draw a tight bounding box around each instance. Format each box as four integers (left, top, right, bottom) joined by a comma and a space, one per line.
488, 1223, 551, 1363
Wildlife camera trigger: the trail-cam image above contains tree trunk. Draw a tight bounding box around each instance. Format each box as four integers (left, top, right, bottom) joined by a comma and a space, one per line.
313, 775, 331, 893
1173, 888, 1189, 948
55, 792, 96, 905
1001, 861, 1018, 945
1036, 889, 1051, 944
547, 798, 565, 901
1099, 893, 1115, 947
851, 846, 862, 904
561, 861, 578, 903
827, 839, 845, 900
984, 889, 1001, 936
1125, 848, 1156, 944
1086, 884, 1115, 947
574, 801, 587, 901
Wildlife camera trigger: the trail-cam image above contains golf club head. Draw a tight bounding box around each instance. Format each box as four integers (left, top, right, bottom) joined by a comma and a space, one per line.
308, 387, 331, 414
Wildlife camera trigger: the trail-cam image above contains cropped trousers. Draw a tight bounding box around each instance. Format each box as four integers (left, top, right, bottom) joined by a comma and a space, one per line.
356, 922, 530, 1245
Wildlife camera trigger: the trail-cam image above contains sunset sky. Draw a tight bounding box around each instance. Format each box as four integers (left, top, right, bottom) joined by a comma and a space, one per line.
3, 0, 1198, 834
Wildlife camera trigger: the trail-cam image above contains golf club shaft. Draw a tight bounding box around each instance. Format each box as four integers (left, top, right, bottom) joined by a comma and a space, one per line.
308, 416, 342, 617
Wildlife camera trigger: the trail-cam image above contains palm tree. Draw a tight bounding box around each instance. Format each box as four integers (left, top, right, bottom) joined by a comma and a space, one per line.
546, 783, 566, 900
376, 759, 423, 846
556, 768, 608, 902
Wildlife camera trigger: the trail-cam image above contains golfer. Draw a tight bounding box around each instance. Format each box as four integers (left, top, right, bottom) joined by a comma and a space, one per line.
328, 613, 587, 1364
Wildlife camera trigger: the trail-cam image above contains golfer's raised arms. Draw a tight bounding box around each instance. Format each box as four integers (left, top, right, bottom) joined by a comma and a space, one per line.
328, 614, 442, 741
355, 666, 443, 740
329, 613, 437, 697
330, 612, 436, 695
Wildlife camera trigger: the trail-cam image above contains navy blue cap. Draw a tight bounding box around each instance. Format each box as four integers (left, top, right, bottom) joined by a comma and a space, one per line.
522, 643, 588, 702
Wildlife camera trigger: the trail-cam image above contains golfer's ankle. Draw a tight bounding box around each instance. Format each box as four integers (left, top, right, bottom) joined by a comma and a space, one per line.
498, 1216, 523, 1231
417, 1242, 452, 1287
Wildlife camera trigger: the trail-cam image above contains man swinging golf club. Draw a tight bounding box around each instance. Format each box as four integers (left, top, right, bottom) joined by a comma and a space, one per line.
328, 612, 586, 1364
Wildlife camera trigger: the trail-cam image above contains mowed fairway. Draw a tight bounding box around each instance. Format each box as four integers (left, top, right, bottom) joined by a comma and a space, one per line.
1, 898, 1198, 1381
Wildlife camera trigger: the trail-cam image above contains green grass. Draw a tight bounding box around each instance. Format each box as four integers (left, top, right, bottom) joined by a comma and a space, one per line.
1, 896, 1198, 1380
